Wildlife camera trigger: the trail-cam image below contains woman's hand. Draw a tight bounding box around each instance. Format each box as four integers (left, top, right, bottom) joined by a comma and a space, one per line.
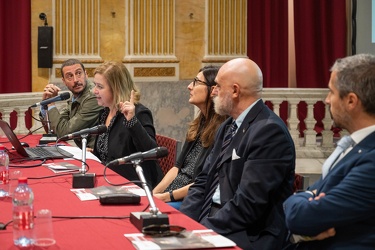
153, 192, 170, 202
118, 90, 135, 121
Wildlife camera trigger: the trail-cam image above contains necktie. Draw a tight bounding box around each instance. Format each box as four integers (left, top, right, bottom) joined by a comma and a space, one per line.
322, 135, 354, 179
198, 120, 237, 221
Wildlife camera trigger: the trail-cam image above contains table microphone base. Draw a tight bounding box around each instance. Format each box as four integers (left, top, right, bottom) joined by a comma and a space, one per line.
130, 212, 169, 232
39, 133, 58, 144
72, 173, 96, 188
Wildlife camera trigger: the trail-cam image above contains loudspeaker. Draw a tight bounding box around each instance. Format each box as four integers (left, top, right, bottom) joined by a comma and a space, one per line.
38, 26, 53, 68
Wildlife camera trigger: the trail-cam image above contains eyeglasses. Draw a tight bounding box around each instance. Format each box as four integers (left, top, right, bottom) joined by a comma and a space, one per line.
193, 77, 207, 87
64, 70, 84, 81
142, 224, 186, 237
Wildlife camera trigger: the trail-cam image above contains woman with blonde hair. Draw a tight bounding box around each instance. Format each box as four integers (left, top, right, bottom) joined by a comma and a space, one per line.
91, 61, 163, 188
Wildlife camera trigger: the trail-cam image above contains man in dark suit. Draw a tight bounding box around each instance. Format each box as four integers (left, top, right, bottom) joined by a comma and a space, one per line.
283, 54, 375, 249
180, 58, 296, 250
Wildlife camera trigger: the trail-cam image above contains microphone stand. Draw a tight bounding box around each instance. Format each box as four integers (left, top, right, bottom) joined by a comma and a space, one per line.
39, 104, 58, 144
72, 134, 96, 188
130, 160, 169, 231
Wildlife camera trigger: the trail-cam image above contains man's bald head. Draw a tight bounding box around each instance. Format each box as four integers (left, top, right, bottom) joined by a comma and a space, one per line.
218, 58, 263, 98
213, 58, 263, 118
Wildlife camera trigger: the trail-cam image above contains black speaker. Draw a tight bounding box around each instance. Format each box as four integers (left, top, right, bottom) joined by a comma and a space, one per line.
38, 26, 53, 68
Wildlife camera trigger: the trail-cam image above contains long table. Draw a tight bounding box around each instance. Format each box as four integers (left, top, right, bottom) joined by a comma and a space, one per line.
0, 135, 239, 249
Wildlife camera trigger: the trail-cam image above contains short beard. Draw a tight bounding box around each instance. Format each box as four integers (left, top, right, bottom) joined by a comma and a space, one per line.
213, 93, 232, 116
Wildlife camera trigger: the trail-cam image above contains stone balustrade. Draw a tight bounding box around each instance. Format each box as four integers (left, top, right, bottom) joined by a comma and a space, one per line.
0, 92, 66, 135
0, 88, 342, 162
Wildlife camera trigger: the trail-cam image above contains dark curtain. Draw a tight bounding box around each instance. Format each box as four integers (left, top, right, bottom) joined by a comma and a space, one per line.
294, 0, 347, 88
247, 0, 289, 88
294, 0, 347, 135
247, 0, 289, 125
0, 0, 31, 93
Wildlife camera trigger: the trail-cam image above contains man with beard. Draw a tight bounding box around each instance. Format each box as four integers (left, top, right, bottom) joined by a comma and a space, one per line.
283, 54, 375, 249
179, 58, 296, 250
39, 58, 103, 148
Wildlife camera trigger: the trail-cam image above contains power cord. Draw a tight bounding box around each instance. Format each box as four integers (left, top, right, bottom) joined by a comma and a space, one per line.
0, 220, 13, 230
0, 214, 134, 231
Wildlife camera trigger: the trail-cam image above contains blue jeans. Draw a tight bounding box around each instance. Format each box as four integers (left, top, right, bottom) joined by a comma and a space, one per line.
167, 201, 182, 210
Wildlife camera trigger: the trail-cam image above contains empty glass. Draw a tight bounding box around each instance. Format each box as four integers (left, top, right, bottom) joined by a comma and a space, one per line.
34, 209, 56, 247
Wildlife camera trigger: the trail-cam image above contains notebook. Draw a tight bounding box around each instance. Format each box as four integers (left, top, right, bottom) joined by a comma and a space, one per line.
0, 120, 74, 160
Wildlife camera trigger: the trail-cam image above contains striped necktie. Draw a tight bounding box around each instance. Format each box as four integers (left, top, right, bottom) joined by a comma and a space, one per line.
322, 135, 354, 179
198, 120, 237, 221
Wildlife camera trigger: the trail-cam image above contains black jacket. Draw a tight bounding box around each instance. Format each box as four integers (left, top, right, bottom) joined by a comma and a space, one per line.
93, 104, 163, 189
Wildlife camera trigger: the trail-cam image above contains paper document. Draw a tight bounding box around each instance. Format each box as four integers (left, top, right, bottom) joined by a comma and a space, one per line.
43, 162, 80, 173
71, 185, 146, 201
59, 146, 101, 162
124, 229, 236, 249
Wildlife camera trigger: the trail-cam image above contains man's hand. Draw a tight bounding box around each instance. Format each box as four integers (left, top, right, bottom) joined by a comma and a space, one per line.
308, 191, 325, 201
43, 84, 61, 100
292, 191, 336, 243
313, 228, 336, 240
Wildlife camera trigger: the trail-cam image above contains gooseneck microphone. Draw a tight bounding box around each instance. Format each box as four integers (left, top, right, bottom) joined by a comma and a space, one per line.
30, 92, 71, 108
106, 147, 169, 167
60, 125, 107, 140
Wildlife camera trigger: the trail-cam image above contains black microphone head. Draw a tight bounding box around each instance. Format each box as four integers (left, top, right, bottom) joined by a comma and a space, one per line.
95, 125, 107, 134
156, 147, 169, 158
60, 92, 71, 100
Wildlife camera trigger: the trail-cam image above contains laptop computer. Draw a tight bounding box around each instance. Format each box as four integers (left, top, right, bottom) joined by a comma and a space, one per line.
0, 120, 74, 160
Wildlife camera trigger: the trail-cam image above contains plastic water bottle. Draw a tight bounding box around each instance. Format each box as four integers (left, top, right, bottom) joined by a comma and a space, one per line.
13, 177, 35, 247
0, 144, 9, 197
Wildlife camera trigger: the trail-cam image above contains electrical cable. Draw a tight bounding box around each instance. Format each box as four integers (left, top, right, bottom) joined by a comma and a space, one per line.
0, 220, 13, 230
52, 215, 130, 219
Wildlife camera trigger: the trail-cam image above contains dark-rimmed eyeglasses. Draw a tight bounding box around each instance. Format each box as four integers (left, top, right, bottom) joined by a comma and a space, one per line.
193, 77, 207, 87
142, 224, 186, 237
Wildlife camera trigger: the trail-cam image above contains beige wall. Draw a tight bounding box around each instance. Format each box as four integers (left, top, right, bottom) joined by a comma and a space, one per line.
31, 1, 53, 92
30, 0, 219, 143
31, 0, 210, 90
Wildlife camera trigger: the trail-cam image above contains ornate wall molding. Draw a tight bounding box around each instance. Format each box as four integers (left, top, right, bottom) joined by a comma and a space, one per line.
124, 0, 179, 81
204, 0, 247, 63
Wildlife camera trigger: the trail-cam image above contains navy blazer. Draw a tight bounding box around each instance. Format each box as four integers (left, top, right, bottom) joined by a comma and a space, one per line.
180, 100, 296, 250
93, 104, 163, 189
284, 131, 375, 249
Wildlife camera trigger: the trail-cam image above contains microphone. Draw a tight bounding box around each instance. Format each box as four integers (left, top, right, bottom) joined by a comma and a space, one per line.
60, 125, 107, 140
30, 92, 71, 108
107, 147, 168, 167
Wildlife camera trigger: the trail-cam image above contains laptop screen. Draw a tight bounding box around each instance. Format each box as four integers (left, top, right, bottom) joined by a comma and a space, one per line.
0, 120, 28, 157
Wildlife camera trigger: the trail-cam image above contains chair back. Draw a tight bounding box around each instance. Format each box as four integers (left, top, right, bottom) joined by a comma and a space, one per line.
155, 134, 181, 175
293, 173, 309, 192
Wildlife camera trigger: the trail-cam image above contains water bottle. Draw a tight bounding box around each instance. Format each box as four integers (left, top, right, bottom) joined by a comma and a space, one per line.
13, 177, 34, 247
0, 144, 9, 197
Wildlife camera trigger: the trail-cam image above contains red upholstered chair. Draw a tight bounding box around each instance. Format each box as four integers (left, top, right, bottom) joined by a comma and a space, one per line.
293, 173, 309, 192
155, 134, 181, 175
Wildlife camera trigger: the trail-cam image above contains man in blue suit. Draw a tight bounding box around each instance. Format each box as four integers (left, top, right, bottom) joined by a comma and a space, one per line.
284, 54, 375, 249
180, 58, 296, 250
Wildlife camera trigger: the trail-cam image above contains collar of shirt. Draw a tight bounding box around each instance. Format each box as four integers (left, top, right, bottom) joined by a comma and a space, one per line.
350, 124, 375, 145
339, 124, 375, 159
234, 99, 261, 133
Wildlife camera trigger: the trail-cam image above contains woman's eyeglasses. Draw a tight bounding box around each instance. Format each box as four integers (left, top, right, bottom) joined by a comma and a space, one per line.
142, 224, 186, 237
193, 77, 207, 87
